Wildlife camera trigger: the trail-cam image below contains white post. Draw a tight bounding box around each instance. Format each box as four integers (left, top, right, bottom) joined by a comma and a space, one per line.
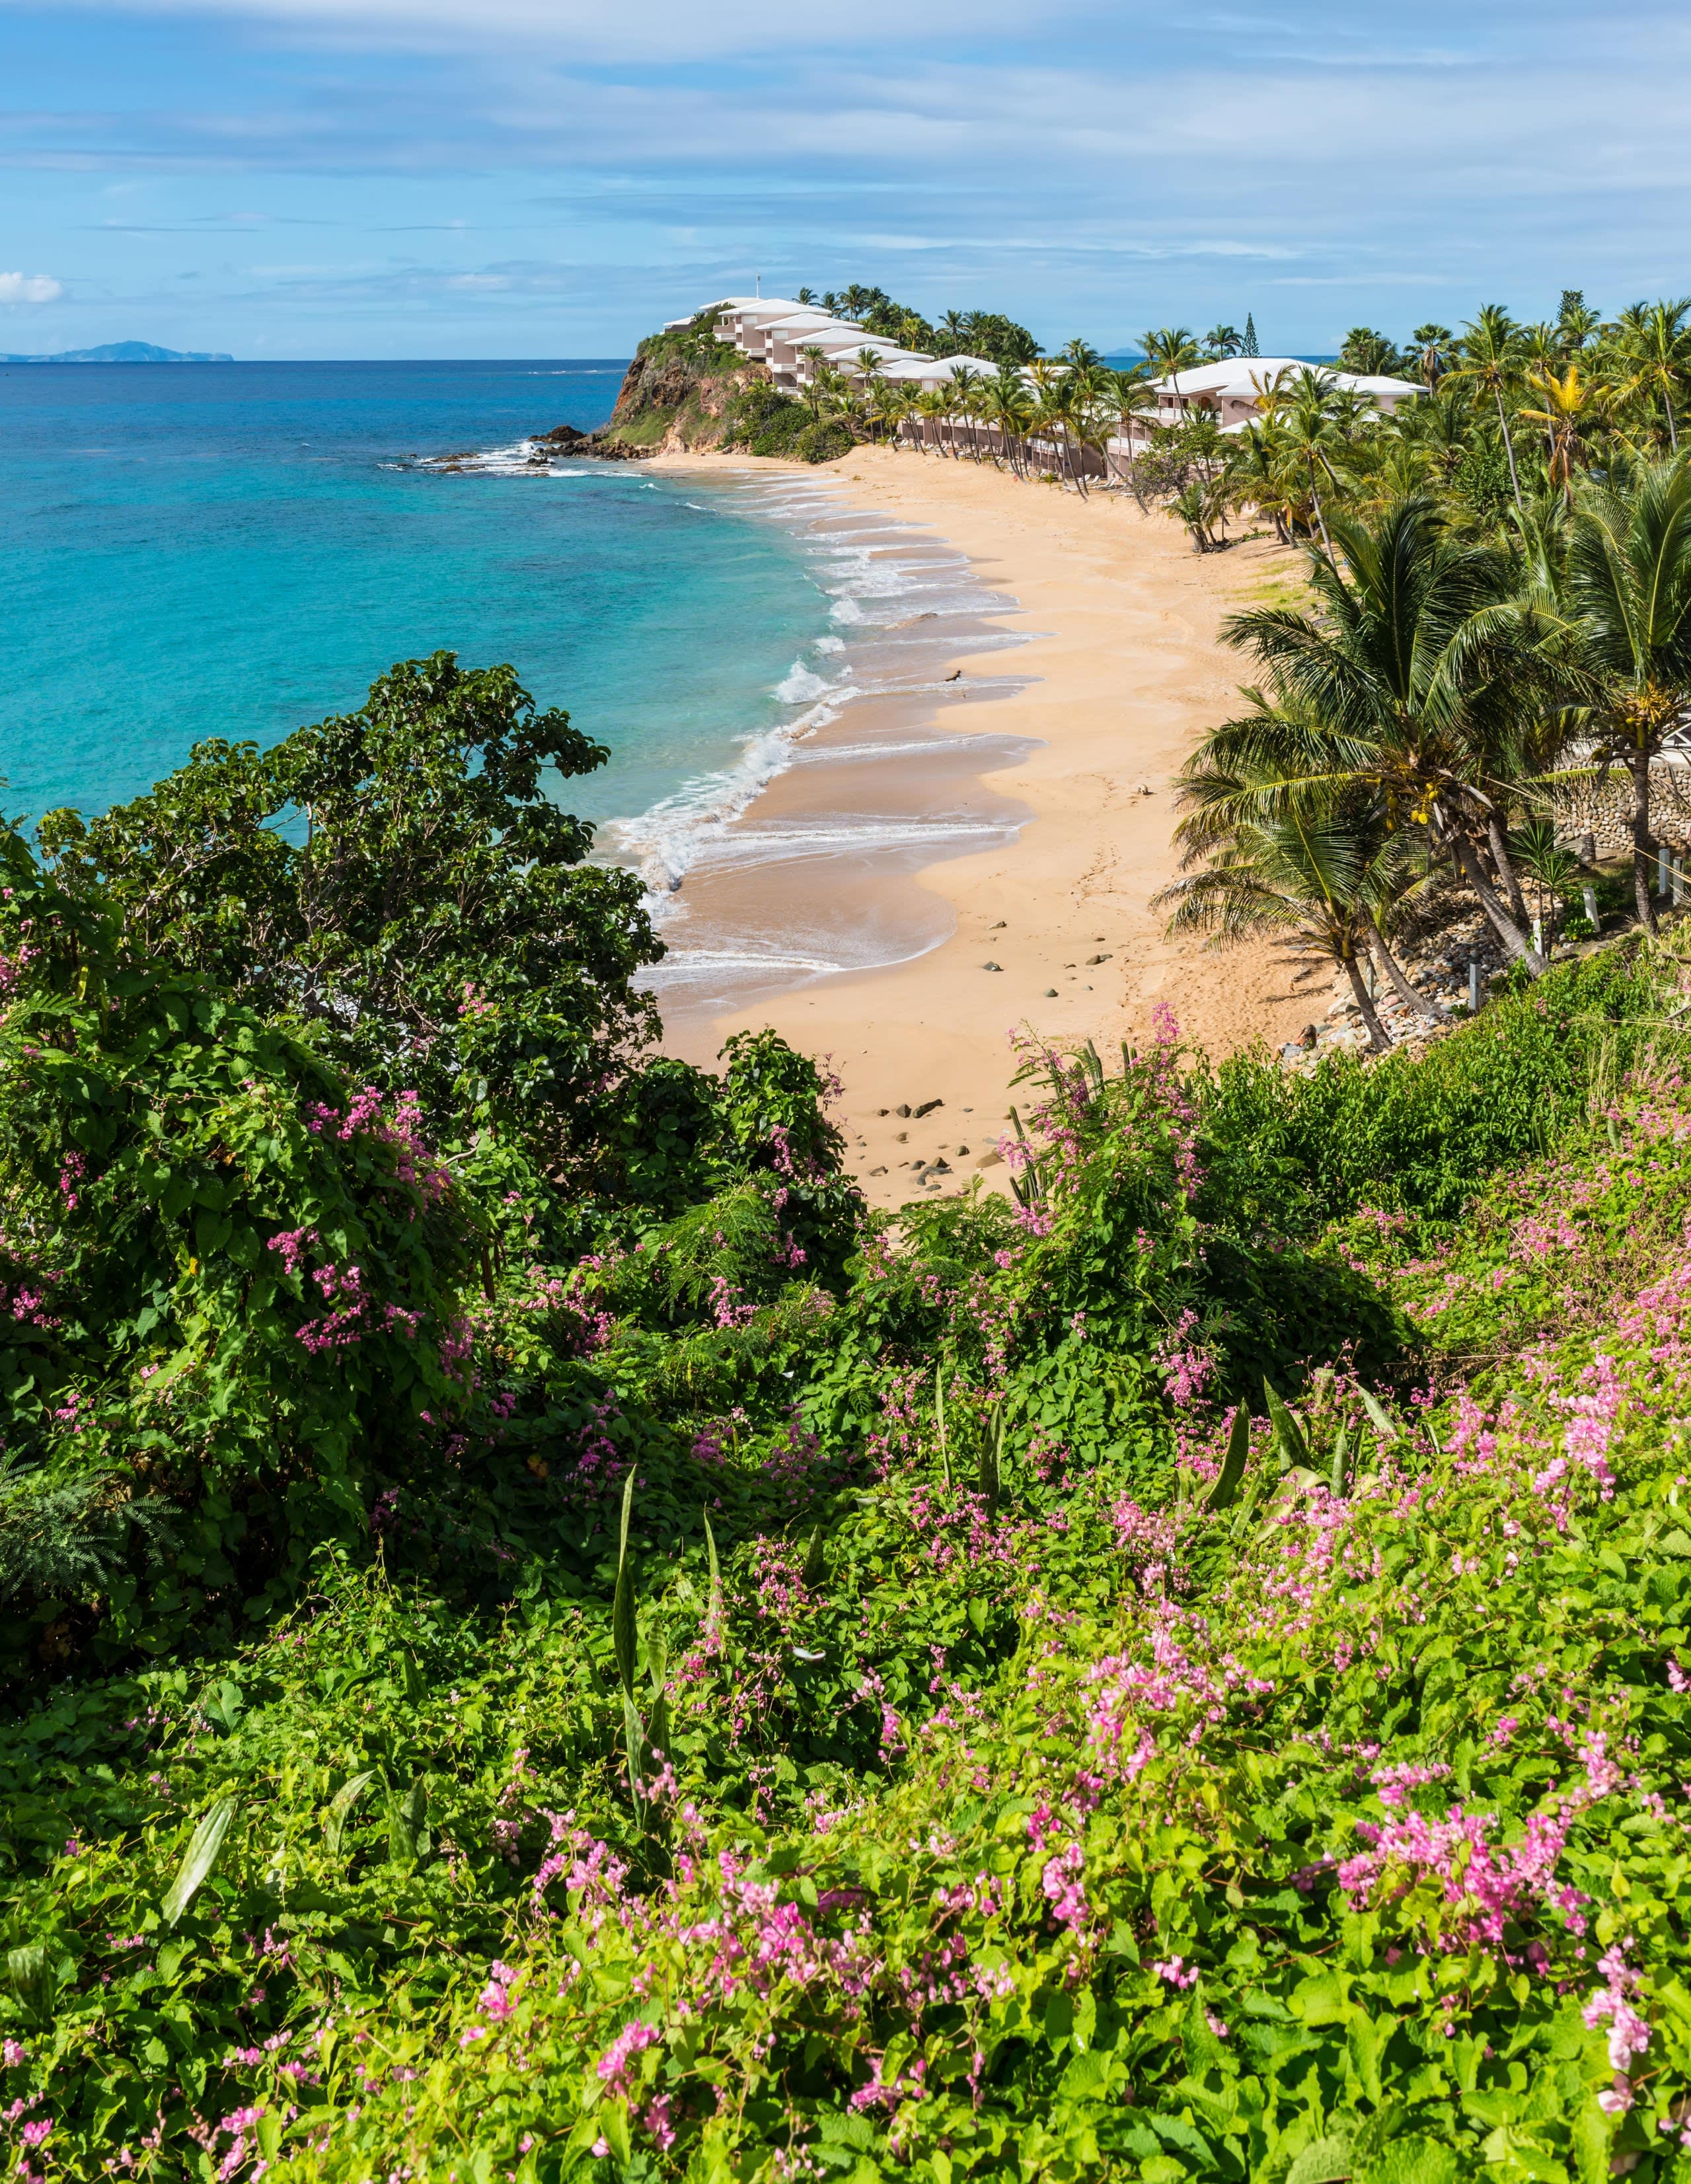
1660, 842, 1672, 898
1468, 959, 1482, 1013
1583, 883, 1600, 929
1676, 852, 1686, 909
1532, 913, 1542, 955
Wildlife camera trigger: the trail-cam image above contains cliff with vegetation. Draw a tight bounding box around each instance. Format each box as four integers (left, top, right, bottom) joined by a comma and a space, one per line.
590, 307, 853, 464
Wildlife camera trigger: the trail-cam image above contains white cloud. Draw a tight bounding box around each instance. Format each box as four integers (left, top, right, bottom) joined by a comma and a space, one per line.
0, 272, 64, 304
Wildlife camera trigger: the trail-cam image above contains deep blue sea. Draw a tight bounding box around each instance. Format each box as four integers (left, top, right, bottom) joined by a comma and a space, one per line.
0, 359, 839, 840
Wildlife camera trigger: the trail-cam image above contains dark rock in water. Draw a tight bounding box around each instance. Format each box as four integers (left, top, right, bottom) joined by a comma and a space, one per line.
537, 423, 589, 445
667, 874, 683, 893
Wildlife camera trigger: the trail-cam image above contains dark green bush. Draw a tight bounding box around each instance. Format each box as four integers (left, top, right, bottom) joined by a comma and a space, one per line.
1196, 944, 1657, 1231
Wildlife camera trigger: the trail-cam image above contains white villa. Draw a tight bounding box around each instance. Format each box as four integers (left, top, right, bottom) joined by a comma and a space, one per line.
701, 296, 996, 396
1148, 357, 1424, 432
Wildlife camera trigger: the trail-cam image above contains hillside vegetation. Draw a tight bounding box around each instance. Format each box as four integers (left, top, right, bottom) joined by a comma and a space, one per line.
597, 310, 851, 464
1, 632, 1691, 2181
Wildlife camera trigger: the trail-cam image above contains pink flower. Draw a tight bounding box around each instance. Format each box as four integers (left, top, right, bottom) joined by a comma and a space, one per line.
1041, 1843, 1089, 1931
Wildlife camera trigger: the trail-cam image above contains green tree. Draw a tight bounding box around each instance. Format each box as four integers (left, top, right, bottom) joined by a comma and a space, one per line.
1155, 788, 1413, 1050
1451, 305, 1525, 513
37, 654, 663, 1177
1409, 324, 1455, 388
1621, 298, 1691, 453
1560, 455, 1691, 930
1192, 496, 1568, 972
1337, 328, 1405, 377
1139, 326, 1202, 407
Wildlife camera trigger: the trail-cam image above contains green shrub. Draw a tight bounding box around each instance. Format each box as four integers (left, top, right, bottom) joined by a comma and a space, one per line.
1197, 945, 1659, 1231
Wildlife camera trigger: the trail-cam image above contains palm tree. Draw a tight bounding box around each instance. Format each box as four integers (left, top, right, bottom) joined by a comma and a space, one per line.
1230, 420, 1300, 543
1140, 327, 1201, 412
914, 386, 952, 453
1622, 299, 1691, 453
798, 347, 830, 419
1279, 369, 1349, 561
947, 365, 983, 457
983, 368, 1033, 475
1195, 495, 1569, 972
1559, 455, 1691, 931
1410, 324, 1455, 388
1106, 367, 1160, 500
1450, 306, 1524, 514
1519, 362, 1599, 505
1154, 791, 1415, 1052
936, 310, 969, 351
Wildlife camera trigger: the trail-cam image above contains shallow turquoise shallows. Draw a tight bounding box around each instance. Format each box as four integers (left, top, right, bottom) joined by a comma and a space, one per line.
0, 359, 832, 831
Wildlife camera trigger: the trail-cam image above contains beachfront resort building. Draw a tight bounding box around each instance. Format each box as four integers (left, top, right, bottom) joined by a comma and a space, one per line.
1148, 358, 1424, 431
706, 298, 996, 396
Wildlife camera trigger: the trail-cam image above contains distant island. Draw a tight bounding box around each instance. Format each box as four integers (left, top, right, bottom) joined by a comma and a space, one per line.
0, 341, 233, 365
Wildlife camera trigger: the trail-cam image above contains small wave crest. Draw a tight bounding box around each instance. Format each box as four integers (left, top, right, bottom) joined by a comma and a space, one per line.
604, 685, 862, 897
772, 661, 837, 704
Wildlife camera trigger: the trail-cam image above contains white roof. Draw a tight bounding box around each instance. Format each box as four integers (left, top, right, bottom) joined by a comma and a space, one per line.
1154, 357, 1422, 403
719, 300, 808, 325
807, 334, 901, 355
758, 311, 846, 333
782, 322, 871, 347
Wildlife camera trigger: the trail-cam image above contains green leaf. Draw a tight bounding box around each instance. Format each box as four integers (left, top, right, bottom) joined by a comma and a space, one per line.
1359, 1385, 1400, 1442
979, 1405, 1002, 1514
5, 1944, 52, 2002
1203, 1403, 1251, 1512
613, 1468, 638, 1700
702, 1508, 723, 1644
802, 1523, 827, 1590
1356, 2140, 1456, 2184
1263, 1379, 1309, 1469
935, 1358, 951, 1492
601, 2103, 632, 2167
388, 1778, 428, 1866
621, 1691, 647, 1821
1285, 2135, 1354, 2184
1330, 1423, 1351, 1499
162, 1796, 236, 1926
324, 1768, 377, 1857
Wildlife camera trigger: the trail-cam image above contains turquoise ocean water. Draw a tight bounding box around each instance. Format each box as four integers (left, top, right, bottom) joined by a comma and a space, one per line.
0, 359, 839, 836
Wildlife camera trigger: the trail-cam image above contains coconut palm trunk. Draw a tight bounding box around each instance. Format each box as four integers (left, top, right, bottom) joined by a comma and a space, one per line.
1342, 952, 1393, 1052
1365, 918, 1448, 1023
1632, 745, 1659, 933
1484, 813, 1531, 928
1493, 386, 1524, 513
1450, 830, 1548, 971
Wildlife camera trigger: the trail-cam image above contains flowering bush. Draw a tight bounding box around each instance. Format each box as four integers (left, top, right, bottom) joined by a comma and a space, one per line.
11, 700, 1691, 2177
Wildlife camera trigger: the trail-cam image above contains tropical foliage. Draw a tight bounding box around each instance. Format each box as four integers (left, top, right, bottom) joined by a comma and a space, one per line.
1, 832, 1690, 2181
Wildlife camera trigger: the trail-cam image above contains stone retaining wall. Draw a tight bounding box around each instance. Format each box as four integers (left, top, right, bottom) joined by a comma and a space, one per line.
1551, 762, 1691, 855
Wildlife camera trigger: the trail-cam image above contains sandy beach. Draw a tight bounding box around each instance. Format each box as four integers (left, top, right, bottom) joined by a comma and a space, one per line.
646, 444, 1324, 1208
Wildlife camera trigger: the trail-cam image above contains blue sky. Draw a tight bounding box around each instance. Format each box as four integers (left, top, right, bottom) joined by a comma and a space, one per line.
3, 0, 1690, 358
